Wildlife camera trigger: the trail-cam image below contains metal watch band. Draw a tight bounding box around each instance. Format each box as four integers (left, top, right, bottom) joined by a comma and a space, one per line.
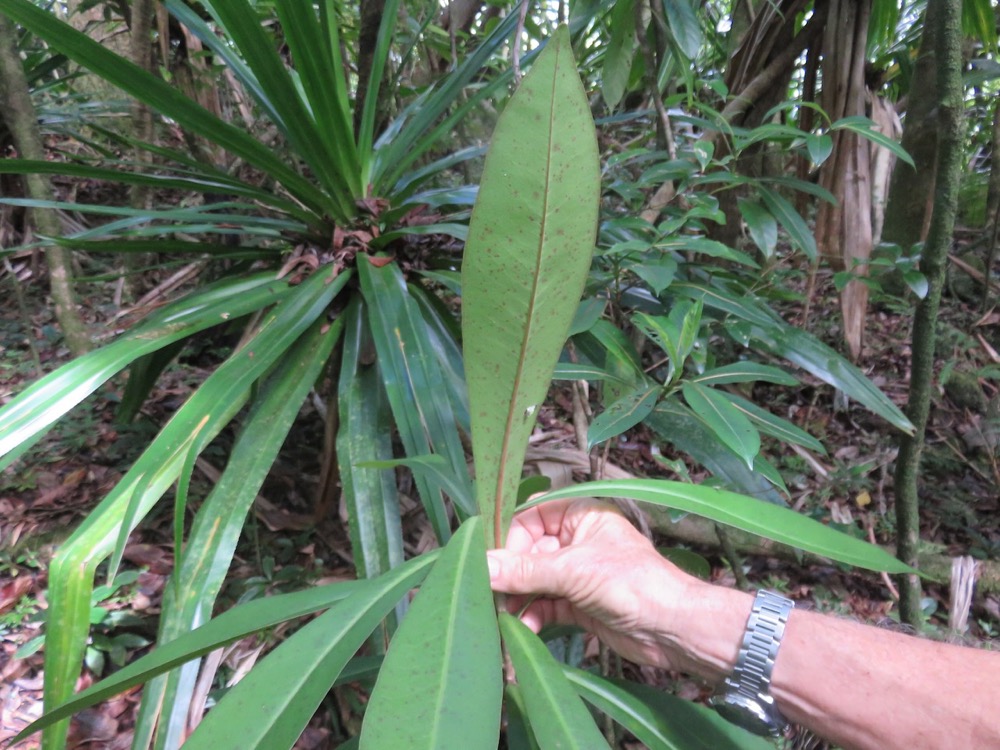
726, 589, 794, 702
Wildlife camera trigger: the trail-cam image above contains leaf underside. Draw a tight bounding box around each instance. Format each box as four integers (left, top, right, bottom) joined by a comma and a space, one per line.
462, 26, 601, 546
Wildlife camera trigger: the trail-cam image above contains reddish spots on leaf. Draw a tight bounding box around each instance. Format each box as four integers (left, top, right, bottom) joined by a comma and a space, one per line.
366, 256, 395, 268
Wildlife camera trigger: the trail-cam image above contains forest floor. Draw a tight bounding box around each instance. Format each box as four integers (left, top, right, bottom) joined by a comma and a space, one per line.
0, 247, 998, 749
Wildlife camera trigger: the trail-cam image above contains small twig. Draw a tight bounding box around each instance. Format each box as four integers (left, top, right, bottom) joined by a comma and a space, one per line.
512, 0, 530, 84
598, 643, 617, 745
113, 260, 204, 321
937, 433, 993, 483
788, 443, 830, 478
867, 521, 899, 600
976, 332, 1000, 364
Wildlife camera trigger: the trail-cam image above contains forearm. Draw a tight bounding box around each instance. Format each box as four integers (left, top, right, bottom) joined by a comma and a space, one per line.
663, 580, 1000, 750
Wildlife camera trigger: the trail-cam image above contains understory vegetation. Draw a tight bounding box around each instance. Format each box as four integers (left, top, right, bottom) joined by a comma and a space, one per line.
0, 0, 998, 748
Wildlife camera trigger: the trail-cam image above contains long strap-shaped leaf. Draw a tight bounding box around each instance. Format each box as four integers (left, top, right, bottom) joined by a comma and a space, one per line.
8, 556, 435, 746
40, 269, 350, 749
135, 317, 344, 750
462, 26, 601, 546
499, 613, 608, 749
0, 273, 289, 468
337, 300, 405, 584
359, 260, 473, 541
530, 480, 916, 574
192, 0, 357, 219
182, 556, 434, 750
0, 0, 325, 215
360, 516, 502, 750
563, 667, 773, 750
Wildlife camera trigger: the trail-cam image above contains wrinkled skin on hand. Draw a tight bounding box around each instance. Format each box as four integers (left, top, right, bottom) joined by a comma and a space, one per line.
487, 498, 695, 670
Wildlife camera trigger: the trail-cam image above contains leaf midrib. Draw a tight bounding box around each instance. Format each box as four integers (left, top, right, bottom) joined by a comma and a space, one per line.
493, 42, 564, 547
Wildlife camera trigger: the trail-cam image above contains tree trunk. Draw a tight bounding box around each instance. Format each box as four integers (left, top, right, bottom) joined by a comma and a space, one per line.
0, 15, 90, 356
881, 1, 943, 250
124, 0, 156, 301
814, 0, 872, 361
893, 0, 964, 627
354, 0, 389, 141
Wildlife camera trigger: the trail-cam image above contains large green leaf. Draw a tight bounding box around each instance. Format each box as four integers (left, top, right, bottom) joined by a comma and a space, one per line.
196, 0, 356, 217
0, 159, 308, 220
499, 614, 608, 749
758, 186, 817, 260
0, 273, 289, 468
601, 0, 636, 110
135, 317, 344, 749
691, 362, 798, 388
674, 282, 915, 434
565, 668, 772, 750
462, 26, 601, 546
10, 554, 436, 745
272, 0, 361, 188
505, 684, 542, 750
530, 480, 915, 573
360, 517, 502, 749
183, 557, 434, 750
374, 11, 522, 190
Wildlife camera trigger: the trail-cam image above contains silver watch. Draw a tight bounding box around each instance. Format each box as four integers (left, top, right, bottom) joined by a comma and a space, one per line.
710, 589, 794, 738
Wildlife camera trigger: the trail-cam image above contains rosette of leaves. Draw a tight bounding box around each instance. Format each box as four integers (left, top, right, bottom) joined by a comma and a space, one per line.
9, 22, 915, 750
0, 0, 517, 745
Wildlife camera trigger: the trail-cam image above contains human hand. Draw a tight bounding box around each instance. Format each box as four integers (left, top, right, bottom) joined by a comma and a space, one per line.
486, 497, 698, 669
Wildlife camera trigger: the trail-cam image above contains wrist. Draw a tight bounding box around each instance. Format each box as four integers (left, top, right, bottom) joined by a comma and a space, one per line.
657, 578, 756, 682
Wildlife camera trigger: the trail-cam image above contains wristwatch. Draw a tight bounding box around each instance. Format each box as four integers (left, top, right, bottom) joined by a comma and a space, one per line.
710, 589, 794, 738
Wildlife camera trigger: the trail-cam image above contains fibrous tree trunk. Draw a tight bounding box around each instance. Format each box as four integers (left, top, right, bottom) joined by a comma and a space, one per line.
814, 0, 872, 361
0, 15, 90, 356
893, 0, 964, 627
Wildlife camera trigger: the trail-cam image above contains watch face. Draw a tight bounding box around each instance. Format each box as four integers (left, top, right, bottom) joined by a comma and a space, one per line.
711, 694, 779, 738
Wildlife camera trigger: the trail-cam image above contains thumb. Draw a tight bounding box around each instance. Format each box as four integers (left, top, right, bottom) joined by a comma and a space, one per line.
487, 549, 566, 597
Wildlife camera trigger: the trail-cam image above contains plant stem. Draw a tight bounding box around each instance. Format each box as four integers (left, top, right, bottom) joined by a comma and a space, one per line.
0, 15, 90, 356
893, 0, 964, 628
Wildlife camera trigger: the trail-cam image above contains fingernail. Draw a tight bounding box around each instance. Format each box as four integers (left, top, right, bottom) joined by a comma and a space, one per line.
487, 555, 500, 580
